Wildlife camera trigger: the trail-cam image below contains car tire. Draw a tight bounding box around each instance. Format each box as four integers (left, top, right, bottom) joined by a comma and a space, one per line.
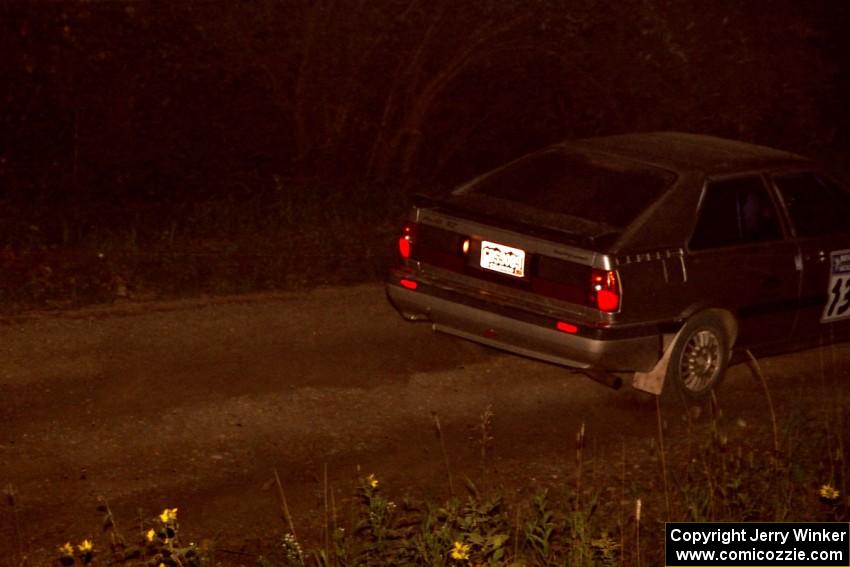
666, 311, 730, 400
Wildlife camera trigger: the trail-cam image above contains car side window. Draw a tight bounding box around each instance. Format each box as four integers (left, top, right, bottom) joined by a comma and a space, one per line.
690, 176, 783, 250
772, 172, 850, 238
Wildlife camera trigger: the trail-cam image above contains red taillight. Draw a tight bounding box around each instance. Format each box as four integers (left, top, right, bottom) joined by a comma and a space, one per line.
556, 321, 578, 334
399, 278, 418, 290
597, 289, 619, 312
590, 269, 620, 312
398, 237, 411, 258
398, 223, 416, 259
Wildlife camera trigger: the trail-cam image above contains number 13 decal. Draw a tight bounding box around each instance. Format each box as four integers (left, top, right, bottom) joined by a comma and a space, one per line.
822, 250, 850, 323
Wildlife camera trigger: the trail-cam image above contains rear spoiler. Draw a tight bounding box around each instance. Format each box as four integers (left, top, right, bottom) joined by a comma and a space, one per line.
412, 193, 619, 249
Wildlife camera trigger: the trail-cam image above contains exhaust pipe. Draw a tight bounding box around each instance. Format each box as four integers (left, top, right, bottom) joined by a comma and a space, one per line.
578, 370, 623, 390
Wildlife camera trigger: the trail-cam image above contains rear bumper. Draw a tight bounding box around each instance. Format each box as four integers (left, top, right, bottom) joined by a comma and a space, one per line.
386, 276, 662, 372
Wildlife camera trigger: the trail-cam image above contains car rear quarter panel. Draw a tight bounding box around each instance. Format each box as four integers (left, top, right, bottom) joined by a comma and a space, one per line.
607, 173, 703, 327
612, 250, 690, 327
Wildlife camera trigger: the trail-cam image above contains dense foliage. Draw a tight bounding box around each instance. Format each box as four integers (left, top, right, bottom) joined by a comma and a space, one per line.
1, 1, 849, 306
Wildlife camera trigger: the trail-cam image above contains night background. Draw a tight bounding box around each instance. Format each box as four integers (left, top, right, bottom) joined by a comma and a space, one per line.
2, 3, 850, 565
2, 0, 850, 308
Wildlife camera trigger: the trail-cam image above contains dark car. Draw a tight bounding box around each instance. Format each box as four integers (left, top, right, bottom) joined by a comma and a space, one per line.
386, 132, 850, 398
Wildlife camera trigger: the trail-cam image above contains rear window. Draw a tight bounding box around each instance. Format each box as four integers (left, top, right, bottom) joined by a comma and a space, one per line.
463, 149, 675, 228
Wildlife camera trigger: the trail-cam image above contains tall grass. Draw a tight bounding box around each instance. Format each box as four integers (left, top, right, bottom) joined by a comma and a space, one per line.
8, 355, 849, 566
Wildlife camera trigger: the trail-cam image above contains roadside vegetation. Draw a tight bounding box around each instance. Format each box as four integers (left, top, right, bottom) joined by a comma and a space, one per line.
7, 358, 847, 566
0, 180, 410, 313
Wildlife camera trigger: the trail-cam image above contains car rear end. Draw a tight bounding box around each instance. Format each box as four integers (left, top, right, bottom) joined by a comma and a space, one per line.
386, 145, 679, 373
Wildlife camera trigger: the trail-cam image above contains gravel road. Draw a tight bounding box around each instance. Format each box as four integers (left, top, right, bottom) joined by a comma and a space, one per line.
1, 283, 848, 563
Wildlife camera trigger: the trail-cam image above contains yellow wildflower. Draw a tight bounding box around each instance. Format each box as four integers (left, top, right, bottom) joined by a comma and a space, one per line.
819, 484, 840, 501
78, 539, 93, 553
146, 528, 156, 542
58, 542, 74, 556
367, 474, 379, 489
450, 541, 470, 561
159, 507, 178, 523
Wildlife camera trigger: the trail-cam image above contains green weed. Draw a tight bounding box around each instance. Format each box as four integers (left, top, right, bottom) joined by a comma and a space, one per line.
29, 379, 850, 567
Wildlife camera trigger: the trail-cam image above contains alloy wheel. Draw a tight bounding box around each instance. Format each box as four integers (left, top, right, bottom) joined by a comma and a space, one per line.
679, 329, 722, 393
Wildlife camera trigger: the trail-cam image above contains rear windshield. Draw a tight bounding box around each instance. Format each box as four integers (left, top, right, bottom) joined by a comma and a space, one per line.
461, 149, 675, 228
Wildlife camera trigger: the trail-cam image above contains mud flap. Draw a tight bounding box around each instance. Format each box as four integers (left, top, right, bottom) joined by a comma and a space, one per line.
631, 329, 684, 395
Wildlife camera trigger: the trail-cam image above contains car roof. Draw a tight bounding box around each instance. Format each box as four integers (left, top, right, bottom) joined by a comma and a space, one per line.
566, 131, 811, 174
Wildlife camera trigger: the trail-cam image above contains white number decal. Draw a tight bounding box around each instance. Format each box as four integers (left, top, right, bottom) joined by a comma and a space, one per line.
822, 249, 850, 323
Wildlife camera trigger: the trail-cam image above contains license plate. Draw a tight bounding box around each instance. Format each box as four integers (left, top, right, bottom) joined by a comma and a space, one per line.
480, 240, 526, 277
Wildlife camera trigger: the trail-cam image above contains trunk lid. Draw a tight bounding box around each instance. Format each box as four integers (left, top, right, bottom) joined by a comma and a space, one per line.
405, 203, 612, 314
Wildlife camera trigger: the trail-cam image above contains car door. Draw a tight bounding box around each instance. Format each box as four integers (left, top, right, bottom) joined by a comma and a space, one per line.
770, 171, 850, 342
686, 175, 801, 348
